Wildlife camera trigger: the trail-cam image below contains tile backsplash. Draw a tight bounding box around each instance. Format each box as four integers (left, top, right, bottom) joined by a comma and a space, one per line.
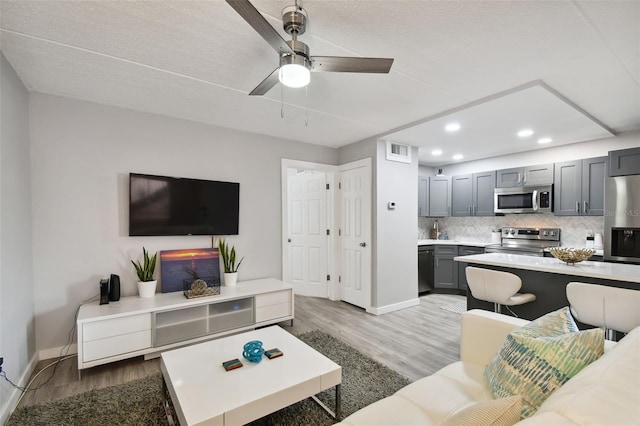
418, 214, 604, 248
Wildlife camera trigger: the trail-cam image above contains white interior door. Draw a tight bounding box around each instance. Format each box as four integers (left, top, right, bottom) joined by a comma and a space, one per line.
340, 160, 372, 309
285, 169, 329, 297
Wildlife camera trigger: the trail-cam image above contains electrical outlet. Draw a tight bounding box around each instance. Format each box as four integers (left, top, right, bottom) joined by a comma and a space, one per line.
586, 230, 594, 238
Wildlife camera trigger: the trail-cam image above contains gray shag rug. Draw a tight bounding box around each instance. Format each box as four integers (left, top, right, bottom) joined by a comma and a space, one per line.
8, 330, 411, 426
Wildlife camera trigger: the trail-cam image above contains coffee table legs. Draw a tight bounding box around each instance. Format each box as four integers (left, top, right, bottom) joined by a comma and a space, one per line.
311, 383, 342, 421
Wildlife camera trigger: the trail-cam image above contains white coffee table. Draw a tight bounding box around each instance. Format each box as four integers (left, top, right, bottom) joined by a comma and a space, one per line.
161, 325, 342, 425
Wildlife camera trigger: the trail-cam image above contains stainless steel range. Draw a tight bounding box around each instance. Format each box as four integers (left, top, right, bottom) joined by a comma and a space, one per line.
485, 227, 561, 257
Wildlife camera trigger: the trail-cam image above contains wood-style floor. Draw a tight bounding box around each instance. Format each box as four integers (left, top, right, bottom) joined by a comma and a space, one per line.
16, 293, 465, 408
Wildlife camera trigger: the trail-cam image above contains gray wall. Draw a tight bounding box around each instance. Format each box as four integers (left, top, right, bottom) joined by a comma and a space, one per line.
0, 53, 35, 422
375, 141, 419, 308
29, 94, 338, 354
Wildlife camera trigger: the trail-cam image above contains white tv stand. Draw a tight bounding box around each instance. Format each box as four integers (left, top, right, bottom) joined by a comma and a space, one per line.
76, 278, 294, 376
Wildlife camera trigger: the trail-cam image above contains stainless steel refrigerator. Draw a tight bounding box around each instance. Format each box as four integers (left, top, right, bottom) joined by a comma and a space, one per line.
604, 175, 640, 263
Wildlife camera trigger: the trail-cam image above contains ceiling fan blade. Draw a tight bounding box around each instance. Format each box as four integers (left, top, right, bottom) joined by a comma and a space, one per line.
310, 56, 394, 73
249, 67, 280, 96
226, 0, 294, 55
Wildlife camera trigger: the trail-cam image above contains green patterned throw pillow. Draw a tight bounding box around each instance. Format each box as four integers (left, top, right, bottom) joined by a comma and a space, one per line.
484, 307, 604, 419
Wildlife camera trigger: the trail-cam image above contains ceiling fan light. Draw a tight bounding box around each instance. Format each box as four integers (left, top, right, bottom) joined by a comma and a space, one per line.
279, 63, 310, 88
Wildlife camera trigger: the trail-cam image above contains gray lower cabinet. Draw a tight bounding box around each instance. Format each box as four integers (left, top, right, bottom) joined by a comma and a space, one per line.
451, 171, 495, 217
496, 164, 553, 188
457, 246, 485, 290
554, 157, 607, 216
429, 176, 451, 216
609, 147, 640, 177
434, 245, 459, 289
418, 176, 429, 217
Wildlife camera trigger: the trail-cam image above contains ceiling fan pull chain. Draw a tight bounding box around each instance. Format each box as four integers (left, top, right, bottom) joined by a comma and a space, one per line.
305, 86, 309, 126
281, 82, 285, 119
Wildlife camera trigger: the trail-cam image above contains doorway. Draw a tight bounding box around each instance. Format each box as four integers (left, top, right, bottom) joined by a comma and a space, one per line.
281, 160, 335, 298
281, 158, 372, 308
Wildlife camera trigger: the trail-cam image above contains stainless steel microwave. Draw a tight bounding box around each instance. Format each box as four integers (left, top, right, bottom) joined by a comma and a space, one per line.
494, 185, 553, 214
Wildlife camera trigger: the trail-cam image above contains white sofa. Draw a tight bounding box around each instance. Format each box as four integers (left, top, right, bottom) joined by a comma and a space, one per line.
337, 309, 640, 425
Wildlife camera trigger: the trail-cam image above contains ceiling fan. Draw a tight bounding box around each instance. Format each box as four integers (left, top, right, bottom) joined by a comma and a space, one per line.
226, 0, 394, 96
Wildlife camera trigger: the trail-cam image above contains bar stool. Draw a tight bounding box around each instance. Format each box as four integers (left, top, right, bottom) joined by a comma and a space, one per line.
465, 266, 536, 316
566, 282, 640, 339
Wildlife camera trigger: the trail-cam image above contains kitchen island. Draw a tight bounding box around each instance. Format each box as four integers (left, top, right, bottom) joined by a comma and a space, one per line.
454, 253, 639, 321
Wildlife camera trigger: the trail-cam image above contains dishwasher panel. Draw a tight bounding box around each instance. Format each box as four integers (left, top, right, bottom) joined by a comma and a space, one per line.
418, 245, 434, 293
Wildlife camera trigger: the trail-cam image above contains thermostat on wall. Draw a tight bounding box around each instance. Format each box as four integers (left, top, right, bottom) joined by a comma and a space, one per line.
388, 202, 396, 210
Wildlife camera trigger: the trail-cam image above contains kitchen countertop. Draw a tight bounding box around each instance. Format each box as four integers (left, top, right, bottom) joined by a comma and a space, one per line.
454, 253, 640, 284
418, 240, 605, 256
418, 239, 494, 247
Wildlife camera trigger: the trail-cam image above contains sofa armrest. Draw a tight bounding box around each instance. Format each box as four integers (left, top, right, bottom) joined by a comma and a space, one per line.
460, 309, 529, 367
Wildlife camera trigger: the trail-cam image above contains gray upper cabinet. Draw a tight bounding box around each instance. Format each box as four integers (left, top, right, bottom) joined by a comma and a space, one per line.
496, 167, 522, 188
418, 176, 429, 217
554, 157, 607, 216
582, 157, 607, 216
452, 174, 473, 216
473, 171, 496, 216
429, 176, 452, 217
609, 147, 640, 177
554, 160, 582, 215
452, 171, 496, 216
496, 164, 554, 188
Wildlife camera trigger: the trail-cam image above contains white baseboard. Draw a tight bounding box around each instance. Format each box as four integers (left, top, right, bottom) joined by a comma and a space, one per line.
39, 343, 77, 361
367, 297, 420, 315
0, 352, 39, 425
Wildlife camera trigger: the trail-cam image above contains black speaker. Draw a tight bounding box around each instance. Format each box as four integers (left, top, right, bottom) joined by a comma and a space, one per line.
109, 274, 121, 301
99, 278, 110, 305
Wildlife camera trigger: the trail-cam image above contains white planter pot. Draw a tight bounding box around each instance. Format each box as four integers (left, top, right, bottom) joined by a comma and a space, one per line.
137, 280, 157, 298
224, 272, 238, 287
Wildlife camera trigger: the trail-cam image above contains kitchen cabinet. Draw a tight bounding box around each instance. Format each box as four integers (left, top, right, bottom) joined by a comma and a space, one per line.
473, 171, 496, 216
609, 147, 640, 176
452, 175, 472, 216
457, 246, 485, 290
496, 164, 554, 188
452, 171, 496, 216
418, 176, 429, 217
554, 156, 607, 216
434, 245, 459, 289
429, 176, 451, 217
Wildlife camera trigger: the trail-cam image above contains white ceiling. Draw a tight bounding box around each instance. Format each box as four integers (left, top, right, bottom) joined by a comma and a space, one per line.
1, 1, 638, 165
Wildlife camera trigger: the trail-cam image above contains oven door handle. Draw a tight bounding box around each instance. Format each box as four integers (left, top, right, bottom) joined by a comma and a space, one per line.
532, 190, 538, 211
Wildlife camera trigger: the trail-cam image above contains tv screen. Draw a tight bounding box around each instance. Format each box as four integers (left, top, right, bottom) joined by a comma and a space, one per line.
129, 173, 239, 236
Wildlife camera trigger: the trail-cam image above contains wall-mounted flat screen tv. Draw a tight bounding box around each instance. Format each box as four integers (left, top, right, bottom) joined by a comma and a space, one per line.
129, 173, 239, 236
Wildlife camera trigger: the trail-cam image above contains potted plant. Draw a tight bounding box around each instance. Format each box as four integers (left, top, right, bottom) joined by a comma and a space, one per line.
218, 239, 243, 287
131, 247, 158, 298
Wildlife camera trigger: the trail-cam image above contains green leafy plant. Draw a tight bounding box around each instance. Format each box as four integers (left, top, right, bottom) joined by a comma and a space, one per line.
131, 247, 157, 282
218, 239, 244, 273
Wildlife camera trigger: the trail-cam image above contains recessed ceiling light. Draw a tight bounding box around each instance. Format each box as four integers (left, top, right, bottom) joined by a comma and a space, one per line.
431, 149, 443, 156
452, 154, 464, 161
445, 123, 461, 132
517, 129, 534, 138
538, 137, 553, 144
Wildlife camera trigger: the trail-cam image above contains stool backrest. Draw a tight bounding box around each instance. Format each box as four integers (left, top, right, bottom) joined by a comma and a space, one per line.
465, 267, 522, 304
566, 282, 640, 334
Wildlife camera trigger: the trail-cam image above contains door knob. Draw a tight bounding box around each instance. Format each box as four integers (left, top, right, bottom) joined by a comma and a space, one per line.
359, 242, 366, 247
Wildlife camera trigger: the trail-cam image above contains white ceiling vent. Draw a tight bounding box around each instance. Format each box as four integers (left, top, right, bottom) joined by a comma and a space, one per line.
385, 141, 412, 163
